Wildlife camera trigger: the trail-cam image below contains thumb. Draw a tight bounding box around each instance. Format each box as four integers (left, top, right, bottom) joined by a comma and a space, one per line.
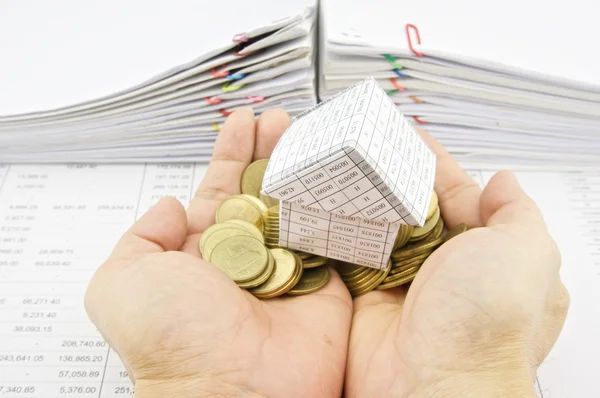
479, 170, 547, 232
106, 196, 188, 264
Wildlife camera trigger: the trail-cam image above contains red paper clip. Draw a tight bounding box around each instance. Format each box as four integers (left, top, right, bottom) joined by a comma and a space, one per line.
390, 78, 406, 91
405, 24, 424, 56
247, 96, 264, 103
219, 109, 232, 116
413, 116, 427, 125
232, 32, 249, 43
205, 97, 222, 105
211, 68, 229, 78
233, 49, 257, 57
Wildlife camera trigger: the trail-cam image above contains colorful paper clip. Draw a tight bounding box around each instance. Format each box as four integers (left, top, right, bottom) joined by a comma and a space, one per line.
413, 116, 427, 125
211, 68, 229, 78
390, 78, 406, 91
232, 32, 249, 43
383, 54, 407, 77
219, 109, 232, 116
405, 24, 424, 56
205, 97, 222, 105
247, 96, 264, 103
234, 50, 257, 57
212, 122, 221, 131
409, 95, 424, 104
222, 81, 245, 92
383, 54, 404, 70
225, 73, 246, 80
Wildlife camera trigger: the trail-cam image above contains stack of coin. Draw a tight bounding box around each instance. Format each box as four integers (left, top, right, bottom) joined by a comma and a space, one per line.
197, 159, 331, 299
256, 167, 329, 269
337, 190, 468, 296
205, 159, 467, 299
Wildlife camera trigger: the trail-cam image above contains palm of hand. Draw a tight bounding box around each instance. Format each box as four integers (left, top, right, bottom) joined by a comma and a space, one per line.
101, 250, 351, 397
85, 110, 352, 397
346, 230, 504, 396
346, 162, 567, 397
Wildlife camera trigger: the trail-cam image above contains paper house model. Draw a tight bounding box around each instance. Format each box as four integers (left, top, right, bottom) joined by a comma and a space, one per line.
261, 77, 436, 269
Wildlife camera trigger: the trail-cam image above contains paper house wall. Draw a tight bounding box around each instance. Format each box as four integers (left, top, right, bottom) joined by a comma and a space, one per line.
261, 77, 436, 269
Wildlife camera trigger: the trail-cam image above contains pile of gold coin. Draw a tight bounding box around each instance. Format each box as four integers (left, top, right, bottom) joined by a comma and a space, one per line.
200, 159, 331, 299
337, 191, 467, 297
204, 159, 466, 299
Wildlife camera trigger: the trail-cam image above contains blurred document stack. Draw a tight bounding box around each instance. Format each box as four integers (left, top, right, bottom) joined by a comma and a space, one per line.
319, 0, 600, 169
0, 0, 317, 162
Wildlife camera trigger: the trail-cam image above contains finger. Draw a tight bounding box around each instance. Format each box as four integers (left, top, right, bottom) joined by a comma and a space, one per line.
107, 197, 188, 263
417, 128, 483, 228
253, 108, 290, 160
530, 278, 570, 373
353, 285, 409, 313
479, 170, 546, 230
187, 109, 256, 234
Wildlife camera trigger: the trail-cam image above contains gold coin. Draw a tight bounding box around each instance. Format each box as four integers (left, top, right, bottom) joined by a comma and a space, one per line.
393, 250, 431, 265
287, 252, 305, 286
390, 257, 427, 275
250, 248, 297, 297
237, 249, 275, 289
215, 195, 265, 232
375, 270, 417, 290
202, 226, 253, 260
288, 265, 330, 296
442, 223, 467, 243
295, 251, 313, 260
337, 262, 368, 278
410, 206, 440, 241
259, 192, 279, 208
393, 224, 414, 250
258, 251, 304, 298
341, 264, 373, 282
426, 217, 444, 242
427, 191, 438, 220
383, 265, 420, 283
199, 223, 244, 254
391, 237, 442, 261
209, 236, 269, 283
242, 194, 269, 214
344, 267, 379, 288
392, 226, 406, 250
349, 260, 392, 297
302, 256, 328, 269
241, 159, 269, 197
267, 204, 279, 215
223, 219, 265, 244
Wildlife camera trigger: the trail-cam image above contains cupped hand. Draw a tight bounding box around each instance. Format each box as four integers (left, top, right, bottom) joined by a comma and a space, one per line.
84, 109, 353, 398
345, 132, 570, 397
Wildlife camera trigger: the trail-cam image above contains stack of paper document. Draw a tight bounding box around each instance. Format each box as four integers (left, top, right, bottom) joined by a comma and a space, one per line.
0, 0, 317, 162
319, 0, 600, 169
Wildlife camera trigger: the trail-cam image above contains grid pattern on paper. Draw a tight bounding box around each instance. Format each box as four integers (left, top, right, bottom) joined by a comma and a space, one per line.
262, 77, 435, 226
279, 201, 400, 270
340, 78, 436, 226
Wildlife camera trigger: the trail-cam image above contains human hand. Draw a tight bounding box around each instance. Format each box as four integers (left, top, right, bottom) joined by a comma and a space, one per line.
84, 109, 353, 398
345, 132, 570, 397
